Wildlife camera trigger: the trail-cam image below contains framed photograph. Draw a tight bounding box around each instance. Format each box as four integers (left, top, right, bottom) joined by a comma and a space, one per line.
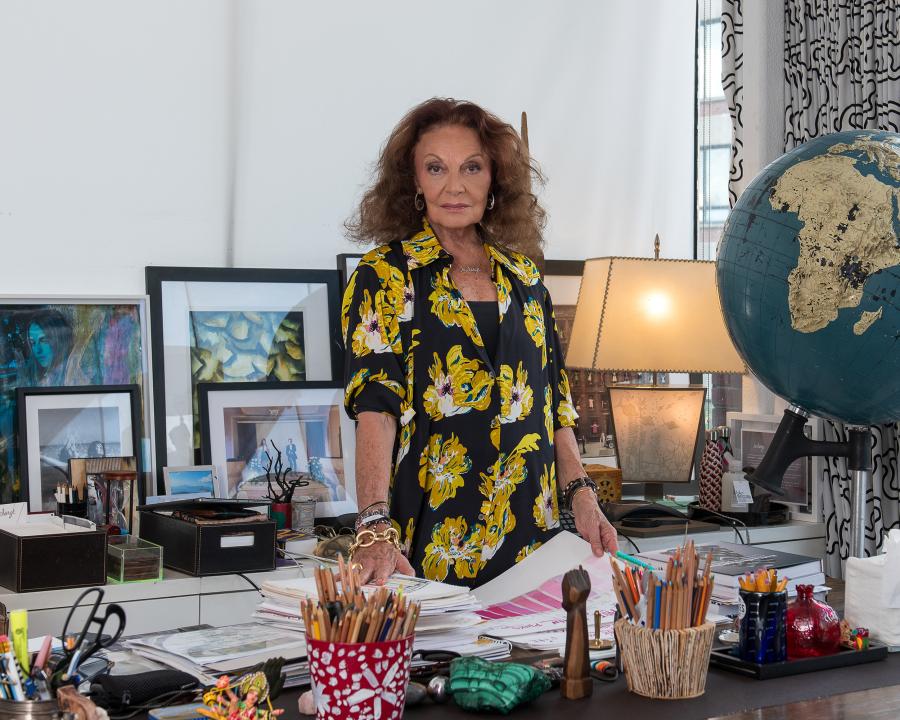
17, 385, 142, 512
163, 465, 219, 497
336, 253, 364, 292
198, 381, 355, 517
727, 412, 823, 521
0, 296, 153, 504
146, 267, 343, 484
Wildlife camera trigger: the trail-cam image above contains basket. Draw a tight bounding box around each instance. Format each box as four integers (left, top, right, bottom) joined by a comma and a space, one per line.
614, 619, 716, 699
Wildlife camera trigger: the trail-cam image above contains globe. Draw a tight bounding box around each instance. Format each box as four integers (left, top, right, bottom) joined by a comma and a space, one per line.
717, 130, 900, 426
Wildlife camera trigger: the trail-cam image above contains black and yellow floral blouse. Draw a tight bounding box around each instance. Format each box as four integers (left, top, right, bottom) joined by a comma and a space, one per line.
342, 220, 577, 587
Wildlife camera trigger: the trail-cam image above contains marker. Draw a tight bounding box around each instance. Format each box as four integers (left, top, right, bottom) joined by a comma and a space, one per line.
9, 610, 29, 675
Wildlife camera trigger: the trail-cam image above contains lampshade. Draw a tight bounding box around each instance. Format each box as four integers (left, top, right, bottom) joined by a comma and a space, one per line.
566, 257, 745, 373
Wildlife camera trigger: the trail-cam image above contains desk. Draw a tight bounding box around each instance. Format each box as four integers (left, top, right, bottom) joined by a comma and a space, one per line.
245, 653, 900, 720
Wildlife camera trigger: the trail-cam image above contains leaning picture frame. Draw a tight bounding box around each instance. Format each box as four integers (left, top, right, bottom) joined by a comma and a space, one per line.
162, 465, 219, 497
17, 384, 142, 513
0, 295, 154, 504
727, 411, 824, 522
146, 267, 343, 489
198, 381, 356, 518
336, 253, 364, 293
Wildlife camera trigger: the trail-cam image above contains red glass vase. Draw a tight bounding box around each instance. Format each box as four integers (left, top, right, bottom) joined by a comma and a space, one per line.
786, 584, 841, 659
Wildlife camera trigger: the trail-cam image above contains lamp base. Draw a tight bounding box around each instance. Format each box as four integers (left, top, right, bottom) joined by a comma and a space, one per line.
641, 482, 665, 501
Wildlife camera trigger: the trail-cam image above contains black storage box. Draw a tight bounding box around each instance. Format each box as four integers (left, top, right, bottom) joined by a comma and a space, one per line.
137, 498, 276, 576
0, 524, 107, 592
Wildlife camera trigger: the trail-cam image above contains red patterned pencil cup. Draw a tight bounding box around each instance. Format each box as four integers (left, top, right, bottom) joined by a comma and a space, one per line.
307, 636, 414, 720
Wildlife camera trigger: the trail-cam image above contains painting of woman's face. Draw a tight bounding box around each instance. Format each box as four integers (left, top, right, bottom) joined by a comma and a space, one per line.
27, 321, 53, 369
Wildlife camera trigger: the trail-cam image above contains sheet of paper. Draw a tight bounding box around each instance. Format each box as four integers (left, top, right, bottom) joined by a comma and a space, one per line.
473, 531, 595, 606
0, 502, 27, 525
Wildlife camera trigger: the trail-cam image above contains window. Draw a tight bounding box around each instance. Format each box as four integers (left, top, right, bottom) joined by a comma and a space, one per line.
697, 0, 742, 429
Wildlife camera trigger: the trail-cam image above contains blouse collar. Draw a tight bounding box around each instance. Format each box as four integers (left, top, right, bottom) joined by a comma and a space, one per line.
402, 218, 540, 286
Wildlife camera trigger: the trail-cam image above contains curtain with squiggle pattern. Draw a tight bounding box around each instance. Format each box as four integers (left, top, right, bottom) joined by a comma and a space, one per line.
783, 0, 900, 577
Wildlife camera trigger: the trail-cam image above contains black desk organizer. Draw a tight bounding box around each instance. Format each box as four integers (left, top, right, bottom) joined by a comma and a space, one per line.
709, 642, 888, 679
138, 498, 275, 576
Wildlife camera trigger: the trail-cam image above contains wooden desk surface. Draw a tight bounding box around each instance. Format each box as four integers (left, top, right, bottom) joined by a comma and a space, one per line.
712, 684, 900, 720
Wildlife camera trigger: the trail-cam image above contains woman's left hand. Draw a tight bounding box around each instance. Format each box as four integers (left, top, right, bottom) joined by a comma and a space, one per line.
571, 490, 619, 557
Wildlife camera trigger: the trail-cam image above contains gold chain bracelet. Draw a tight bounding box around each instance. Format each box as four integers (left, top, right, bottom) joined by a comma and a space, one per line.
348, 526, 401, 559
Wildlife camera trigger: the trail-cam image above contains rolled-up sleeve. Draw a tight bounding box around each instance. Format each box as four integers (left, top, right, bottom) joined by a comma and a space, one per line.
543, 287, 578, 430
341, 261, 406, 421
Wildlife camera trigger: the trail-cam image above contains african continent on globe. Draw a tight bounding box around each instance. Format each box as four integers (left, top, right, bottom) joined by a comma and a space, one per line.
717, 130, 900, 426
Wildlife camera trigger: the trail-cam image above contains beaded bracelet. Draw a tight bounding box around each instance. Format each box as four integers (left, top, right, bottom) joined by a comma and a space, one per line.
563, 476, 598, 511
348, 527, 401, 559
354, 513, 390, 532
354, 502, 391, 532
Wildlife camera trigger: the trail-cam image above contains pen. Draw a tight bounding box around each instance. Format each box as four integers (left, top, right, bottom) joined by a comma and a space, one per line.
0, 638, 25, 702
615, 550, 655, 572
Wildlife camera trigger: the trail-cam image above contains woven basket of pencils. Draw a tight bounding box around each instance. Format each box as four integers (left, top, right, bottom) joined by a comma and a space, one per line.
614, 620, 716, 699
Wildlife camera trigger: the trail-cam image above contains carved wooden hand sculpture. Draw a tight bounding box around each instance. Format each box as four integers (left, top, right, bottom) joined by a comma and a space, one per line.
561, 566, 593, 699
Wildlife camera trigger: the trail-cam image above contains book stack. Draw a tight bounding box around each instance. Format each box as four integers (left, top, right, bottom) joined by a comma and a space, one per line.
638, 542, 826, 607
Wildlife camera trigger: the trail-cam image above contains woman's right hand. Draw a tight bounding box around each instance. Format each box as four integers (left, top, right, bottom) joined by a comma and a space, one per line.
352, 530, 415, 585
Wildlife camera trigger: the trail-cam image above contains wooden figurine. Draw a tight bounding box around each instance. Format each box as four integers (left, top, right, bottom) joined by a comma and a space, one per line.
561, 566, 593, 699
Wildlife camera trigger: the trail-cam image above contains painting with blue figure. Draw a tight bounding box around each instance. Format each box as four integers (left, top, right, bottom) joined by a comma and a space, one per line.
0, 303, 146, 503
164, 467, 217, 496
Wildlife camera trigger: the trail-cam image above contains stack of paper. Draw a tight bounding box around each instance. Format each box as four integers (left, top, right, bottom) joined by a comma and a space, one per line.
253, 574, 508, 660
472, 532, 619, 655
125, 623, 308, 686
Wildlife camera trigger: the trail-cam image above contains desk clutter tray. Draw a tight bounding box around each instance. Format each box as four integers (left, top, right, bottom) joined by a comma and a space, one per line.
709, 642, 888, 679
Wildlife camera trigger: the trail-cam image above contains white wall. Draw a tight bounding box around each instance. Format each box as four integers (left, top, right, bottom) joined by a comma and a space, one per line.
0, 1, 696, 295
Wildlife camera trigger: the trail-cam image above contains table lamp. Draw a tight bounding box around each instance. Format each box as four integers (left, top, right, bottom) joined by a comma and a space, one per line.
566, 248, 745, 497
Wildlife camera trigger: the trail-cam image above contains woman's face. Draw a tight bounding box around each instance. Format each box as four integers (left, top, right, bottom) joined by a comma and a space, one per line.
413, 124, 492, 233
27, 322, 53, 369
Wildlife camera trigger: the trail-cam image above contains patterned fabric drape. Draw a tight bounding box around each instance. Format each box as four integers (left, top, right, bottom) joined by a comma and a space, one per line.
785, 0, 900, 145
722, 0, 745, 206
783, 0, 900, 576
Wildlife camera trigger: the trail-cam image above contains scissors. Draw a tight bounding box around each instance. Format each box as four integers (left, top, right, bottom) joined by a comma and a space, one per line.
51, 588, 126, 687
409, 649, 461, 680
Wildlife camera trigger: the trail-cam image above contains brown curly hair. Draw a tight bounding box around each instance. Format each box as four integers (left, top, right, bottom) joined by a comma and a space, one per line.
346, 97, 546, 259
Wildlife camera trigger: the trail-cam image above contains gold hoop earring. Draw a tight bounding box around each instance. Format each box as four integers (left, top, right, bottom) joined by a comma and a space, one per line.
486, 192, 495, 211
414, 192, 425, 211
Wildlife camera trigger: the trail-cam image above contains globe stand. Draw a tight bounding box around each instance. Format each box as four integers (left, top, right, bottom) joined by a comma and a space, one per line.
746, 406, 872, 558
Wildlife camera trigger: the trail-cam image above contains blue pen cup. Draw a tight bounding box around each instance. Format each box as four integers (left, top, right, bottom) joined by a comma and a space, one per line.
738, 589, 787, 664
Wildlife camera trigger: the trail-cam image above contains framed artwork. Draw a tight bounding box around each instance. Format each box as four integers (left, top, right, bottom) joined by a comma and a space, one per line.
542, 261, 644, 460
163, 465, 219, 497
336, 253, 364, 292
0, 296, 153, 504
198, 381, 355, 517
727, 412, 823, 522
17, 385, 142, 512
146, 267, 343, 485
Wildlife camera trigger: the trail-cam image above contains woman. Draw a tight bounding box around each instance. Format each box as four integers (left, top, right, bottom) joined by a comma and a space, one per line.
343, 98, 618, 587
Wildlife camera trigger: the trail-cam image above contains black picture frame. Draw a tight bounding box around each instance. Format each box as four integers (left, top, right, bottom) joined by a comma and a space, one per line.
543, 259, 585, 277
336, 253, 364, 292
197, 380, 354, 518
17, 384, 143, 512
146, 266, 344, 492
